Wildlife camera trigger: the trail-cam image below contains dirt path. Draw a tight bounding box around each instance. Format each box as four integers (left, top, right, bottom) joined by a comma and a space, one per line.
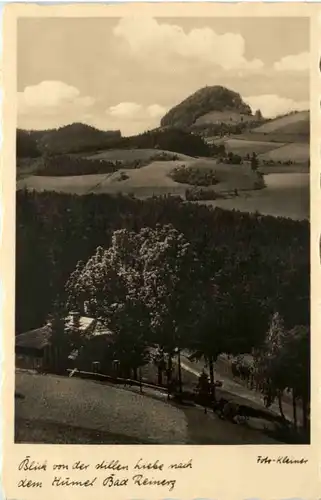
179, 354, 302, 424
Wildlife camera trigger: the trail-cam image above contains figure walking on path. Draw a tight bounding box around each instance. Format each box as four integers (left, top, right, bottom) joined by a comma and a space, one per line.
197, 370, 210, 414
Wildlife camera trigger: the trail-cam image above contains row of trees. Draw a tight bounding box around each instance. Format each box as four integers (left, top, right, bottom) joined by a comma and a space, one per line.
50, 224, 309, 430
16, 130, 41, 158
16, 190, 309, 337
170, 165, 218, 186
32, 152, 183, 177
37, 155, 119, 176
17, 125, 216, 159
118, 128, 213, 157
221, 152, 259, 170
185, 187, 223, 201
254, 312, 309, 430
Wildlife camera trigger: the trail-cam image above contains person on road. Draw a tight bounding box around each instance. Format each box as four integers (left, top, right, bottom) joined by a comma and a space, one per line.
197, 370, 210, 414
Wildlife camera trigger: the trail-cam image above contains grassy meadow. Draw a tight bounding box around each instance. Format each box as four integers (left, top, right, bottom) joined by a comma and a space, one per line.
17, 156, 264, 199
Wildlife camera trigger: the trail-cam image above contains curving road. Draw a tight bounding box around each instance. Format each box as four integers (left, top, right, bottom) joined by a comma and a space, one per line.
178, 352, 302, 424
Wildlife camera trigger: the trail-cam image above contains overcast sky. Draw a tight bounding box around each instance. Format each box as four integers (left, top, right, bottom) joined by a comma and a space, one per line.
18, 17, 310, 135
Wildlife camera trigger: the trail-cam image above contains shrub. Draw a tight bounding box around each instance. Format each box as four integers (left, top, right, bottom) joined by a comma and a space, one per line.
117, 172, 129, 182
171, 165, 218, 186
226, 153, 243, 165
185, 187, 224, 201
36, 155, 118, 176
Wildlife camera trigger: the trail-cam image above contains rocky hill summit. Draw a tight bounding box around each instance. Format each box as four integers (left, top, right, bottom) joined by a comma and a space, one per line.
160, 86, 253, 128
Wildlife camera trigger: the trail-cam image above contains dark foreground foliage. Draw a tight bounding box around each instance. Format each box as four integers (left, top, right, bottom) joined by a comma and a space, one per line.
16, 130, 41, 158
16, 190, 309, 337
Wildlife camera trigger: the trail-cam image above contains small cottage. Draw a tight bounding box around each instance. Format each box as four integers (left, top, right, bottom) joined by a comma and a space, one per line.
68, 320, 115, 373
15, 313, 113, 372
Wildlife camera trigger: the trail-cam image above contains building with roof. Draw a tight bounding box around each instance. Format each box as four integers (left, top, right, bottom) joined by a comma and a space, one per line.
15, 313, 114, 372
67, 320, 115, 373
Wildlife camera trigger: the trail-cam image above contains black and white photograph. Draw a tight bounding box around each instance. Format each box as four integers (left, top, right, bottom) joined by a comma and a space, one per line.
15, 14, 310, 446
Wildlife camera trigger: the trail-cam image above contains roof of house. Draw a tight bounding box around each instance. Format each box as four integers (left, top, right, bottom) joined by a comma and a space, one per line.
15, 325, 52, 351
16, 315, 97, 351
91, 321, 114, 338
65, 314, 95, 332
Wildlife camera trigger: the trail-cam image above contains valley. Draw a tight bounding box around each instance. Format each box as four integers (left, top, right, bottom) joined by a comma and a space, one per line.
15, 85, 310, 446
14, 14, 311, 451
16, 87, 310, 221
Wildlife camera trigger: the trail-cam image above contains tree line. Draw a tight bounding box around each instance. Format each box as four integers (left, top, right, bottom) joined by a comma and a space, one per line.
16, 190, 309, 335
34, 152, 182, 177
16, 125, 122, 157
16, 190, 310, 432
46, 223, 309, 432
17, 126, 221, 159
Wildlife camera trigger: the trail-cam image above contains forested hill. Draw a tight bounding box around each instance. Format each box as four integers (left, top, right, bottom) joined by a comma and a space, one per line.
17, 126, 213, 158
17, 124, 122, 157
160, 86, 254, 128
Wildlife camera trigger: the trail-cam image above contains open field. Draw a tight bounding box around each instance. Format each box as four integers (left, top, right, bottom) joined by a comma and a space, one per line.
17, 157, 44, 180
17, 159, 262, 197
235, 132, 308, 144
259, 164, 309, 174
86, 148, 193, 162
194, 110, 258, 126
259, 143, 309, 163
196, 173, 309, 221
208, 137, 286, 156
16, 160, 309, 220
252, 110, 309, 135
16, 148, 194, 181
17, 172, 114, 195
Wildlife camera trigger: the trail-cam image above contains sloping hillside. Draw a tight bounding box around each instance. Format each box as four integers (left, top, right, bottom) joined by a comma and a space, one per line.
207, 137, 285, 155
16, 371, 188, 444
86, 148, 193, 162
259, 143, 309, 163
17, 159, 263, 198
251, 110, 309, 137
161, 86, 253, 128
195, 110, 259, 126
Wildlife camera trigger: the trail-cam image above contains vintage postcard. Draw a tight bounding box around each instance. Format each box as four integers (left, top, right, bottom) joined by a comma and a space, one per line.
1, 2, 320, 499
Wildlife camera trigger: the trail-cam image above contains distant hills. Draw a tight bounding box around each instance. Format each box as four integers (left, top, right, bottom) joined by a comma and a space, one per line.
232, 110, 310, 147
17, 86, 310, 162
161, 86, 256, 128
160, 86, 310, 143
38, 123, 122, 154
17, 123, 122, 157
17, 123, 214, 160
